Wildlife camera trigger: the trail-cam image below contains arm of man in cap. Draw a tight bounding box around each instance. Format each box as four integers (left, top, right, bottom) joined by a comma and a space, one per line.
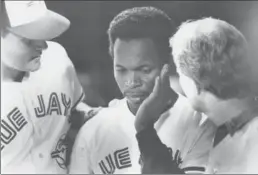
135, 64, 185, 174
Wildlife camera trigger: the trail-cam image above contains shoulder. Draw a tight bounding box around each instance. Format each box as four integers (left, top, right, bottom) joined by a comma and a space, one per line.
79, 105, 124, 135
158, 95, 197, 127
41, 41, 72, 67
46, 41, 68, 55
244, 116, 258, 141
39, 41, 76, 76
1, 82, 27, 116
76, 99, 127, 144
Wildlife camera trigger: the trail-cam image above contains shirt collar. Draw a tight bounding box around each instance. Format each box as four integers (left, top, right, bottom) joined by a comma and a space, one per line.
224, 98, 258, 136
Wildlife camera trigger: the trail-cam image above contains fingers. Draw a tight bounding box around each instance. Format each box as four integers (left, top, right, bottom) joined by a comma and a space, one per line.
152, 76, 160, 96
160, 64, 171, 92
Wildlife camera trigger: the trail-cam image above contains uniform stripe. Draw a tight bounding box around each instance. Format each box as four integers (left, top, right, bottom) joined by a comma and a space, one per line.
71, 93, 85, 111
182, 166, 205, 173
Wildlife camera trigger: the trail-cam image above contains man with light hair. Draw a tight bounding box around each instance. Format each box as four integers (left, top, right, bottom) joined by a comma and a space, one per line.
135, 17, 258, 174
1, 1, 97, 173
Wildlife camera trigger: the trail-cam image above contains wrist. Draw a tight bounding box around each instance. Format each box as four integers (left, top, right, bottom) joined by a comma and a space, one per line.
135, 121, 154, 133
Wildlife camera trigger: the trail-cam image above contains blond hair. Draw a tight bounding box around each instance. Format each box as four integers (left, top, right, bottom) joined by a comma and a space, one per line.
170, 17, 253, 99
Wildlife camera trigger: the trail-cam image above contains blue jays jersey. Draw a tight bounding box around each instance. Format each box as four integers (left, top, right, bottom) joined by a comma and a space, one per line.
69, 96, 216, 174
1, 41, 84, 174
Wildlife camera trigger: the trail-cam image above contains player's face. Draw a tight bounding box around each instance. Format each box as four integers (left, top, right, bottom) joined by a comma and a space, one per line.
113, 38, 163, 111
178, 72, 246, 125
1, 31, 48, 72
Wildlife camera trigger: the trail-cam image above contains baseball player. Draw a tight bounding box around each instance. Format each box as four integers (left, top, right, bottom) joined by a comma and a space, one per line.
136, 17, 258, 174
171, 17, 258, 174
1, 1, 95, 173
69, 7, 214, 174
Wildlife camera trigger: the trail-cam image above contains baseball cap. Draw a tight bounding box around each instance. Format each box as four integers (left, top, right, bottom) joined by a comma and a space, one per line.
3, 1, 70, 40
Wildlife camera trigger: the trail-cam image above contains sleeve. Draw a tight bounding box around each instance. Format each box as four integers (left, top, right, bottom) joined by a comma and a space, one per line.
136, 126, 185, 174
244, 122, 258, 174
55, 42, 85, 110
68, 127, 92, 174
67, 62, 85, 111
1, 84, 34, 173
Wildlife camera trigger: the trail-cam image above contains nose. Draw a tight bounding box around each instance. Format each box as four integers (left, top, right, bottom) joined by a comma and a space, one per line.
34, 40, 48, 51
125, 71, 141, 88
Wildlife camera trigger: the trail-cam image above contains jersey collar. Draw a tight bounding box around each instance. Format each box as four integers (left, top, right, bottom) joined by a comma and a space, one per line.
224, 97, 258, 136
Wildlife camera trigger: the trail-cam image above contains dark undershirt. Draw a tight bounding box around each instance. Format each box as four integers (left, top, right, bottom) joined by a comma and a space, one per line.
136, 126, 185, 174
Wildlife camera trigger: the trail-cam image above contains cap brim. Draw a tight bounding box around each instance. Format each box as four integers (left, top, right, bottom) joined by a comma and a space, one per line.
9, 10, 70, 40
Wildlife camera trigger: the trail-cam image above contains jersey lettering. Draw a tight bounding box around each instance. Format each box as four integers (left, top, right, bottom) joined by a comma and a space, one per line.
34, 95, 46, 118
99, 147, 132, 174
114, 147, 132, 169
1, 108, 28, 151
34, 92, 71, 118
47, 92, 62, 115
1, 120, 17, 145
99, 154, 116, 174
7, 107, 28, 131
62, 93, 71, 117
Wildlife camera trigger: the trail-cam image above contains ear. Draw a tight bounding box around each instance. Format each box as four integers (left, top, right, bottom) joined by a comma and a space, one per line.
169, 75, 186, 96
178, 73, 199, 98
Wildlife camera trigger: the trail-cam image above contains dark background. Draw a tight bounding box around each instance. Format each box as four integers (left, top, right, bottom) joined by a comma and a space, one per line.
46, 1, 258, 107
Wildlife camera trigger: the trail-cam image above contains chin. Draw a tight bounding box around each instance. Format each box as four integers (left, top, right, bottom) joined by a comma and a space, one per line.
28, 63, 41, 72
189, 98, 205, 112
127, 99, 141, 110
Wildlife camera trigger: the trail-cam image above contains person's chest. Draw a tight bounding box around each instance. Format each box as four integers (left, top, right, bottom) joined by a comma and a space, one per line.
90, 106, 142, 174
207, 118, 258, 174
156, 100, 216, 172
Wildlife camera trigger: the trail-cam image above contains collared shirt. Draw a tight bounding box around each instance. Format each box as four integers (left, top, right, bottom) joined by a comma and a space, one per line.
206, 115, 258, 174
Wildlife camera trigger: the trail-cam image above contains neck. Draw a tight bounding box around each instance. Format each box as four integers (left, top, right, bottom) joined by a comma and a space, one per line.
1, 62, 26, 82
126, 101, 139, 115
203, 95, 250, 126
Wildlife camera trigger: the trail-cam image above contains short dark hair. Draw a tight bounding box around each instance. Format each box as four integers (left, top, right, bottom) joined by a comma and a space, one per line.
107, 6, 175, 63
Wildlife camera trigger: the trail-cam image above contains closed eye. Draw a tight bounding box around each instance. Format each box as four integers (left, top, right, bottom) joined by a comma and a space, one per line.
141, 67, 152, 74
115, 67, 126, 72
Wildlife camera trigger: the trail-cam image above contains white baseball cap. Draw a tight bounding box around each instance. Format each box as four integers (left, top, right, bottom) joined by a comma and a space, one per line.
3, 1, 70, 40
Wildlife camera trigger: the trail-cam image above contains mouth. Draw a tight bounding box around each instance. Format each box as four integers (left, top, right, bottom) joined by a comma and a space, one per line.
31, 53, 42, 60
32, 51, 43, 60
125, 93, 148, 104
31, 56, 41, 62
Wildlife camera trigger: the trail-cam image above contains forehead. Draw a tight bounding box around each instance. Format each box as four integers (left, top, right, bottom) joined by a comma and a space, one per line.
113, 38, 161, 67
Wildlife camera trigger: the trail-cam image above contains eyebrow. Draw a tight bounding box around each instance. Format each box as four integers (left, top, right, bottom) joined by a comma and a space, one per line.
115, 64, 151, 69
115, 64, 124, 68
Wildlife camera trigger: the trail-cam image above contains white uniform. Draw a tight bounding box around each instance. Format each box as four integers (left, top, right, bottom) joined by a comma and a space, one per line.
156, 95, 216, 173
69, 96, 216, 174
1, 41, 84, 174
1, 82, 35, 173
206, 116, 258, 174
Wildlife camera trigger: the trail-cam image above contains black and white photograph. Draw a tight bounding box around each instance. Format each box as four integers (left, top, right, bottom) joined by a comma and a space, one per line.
1, 0, 258, 174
